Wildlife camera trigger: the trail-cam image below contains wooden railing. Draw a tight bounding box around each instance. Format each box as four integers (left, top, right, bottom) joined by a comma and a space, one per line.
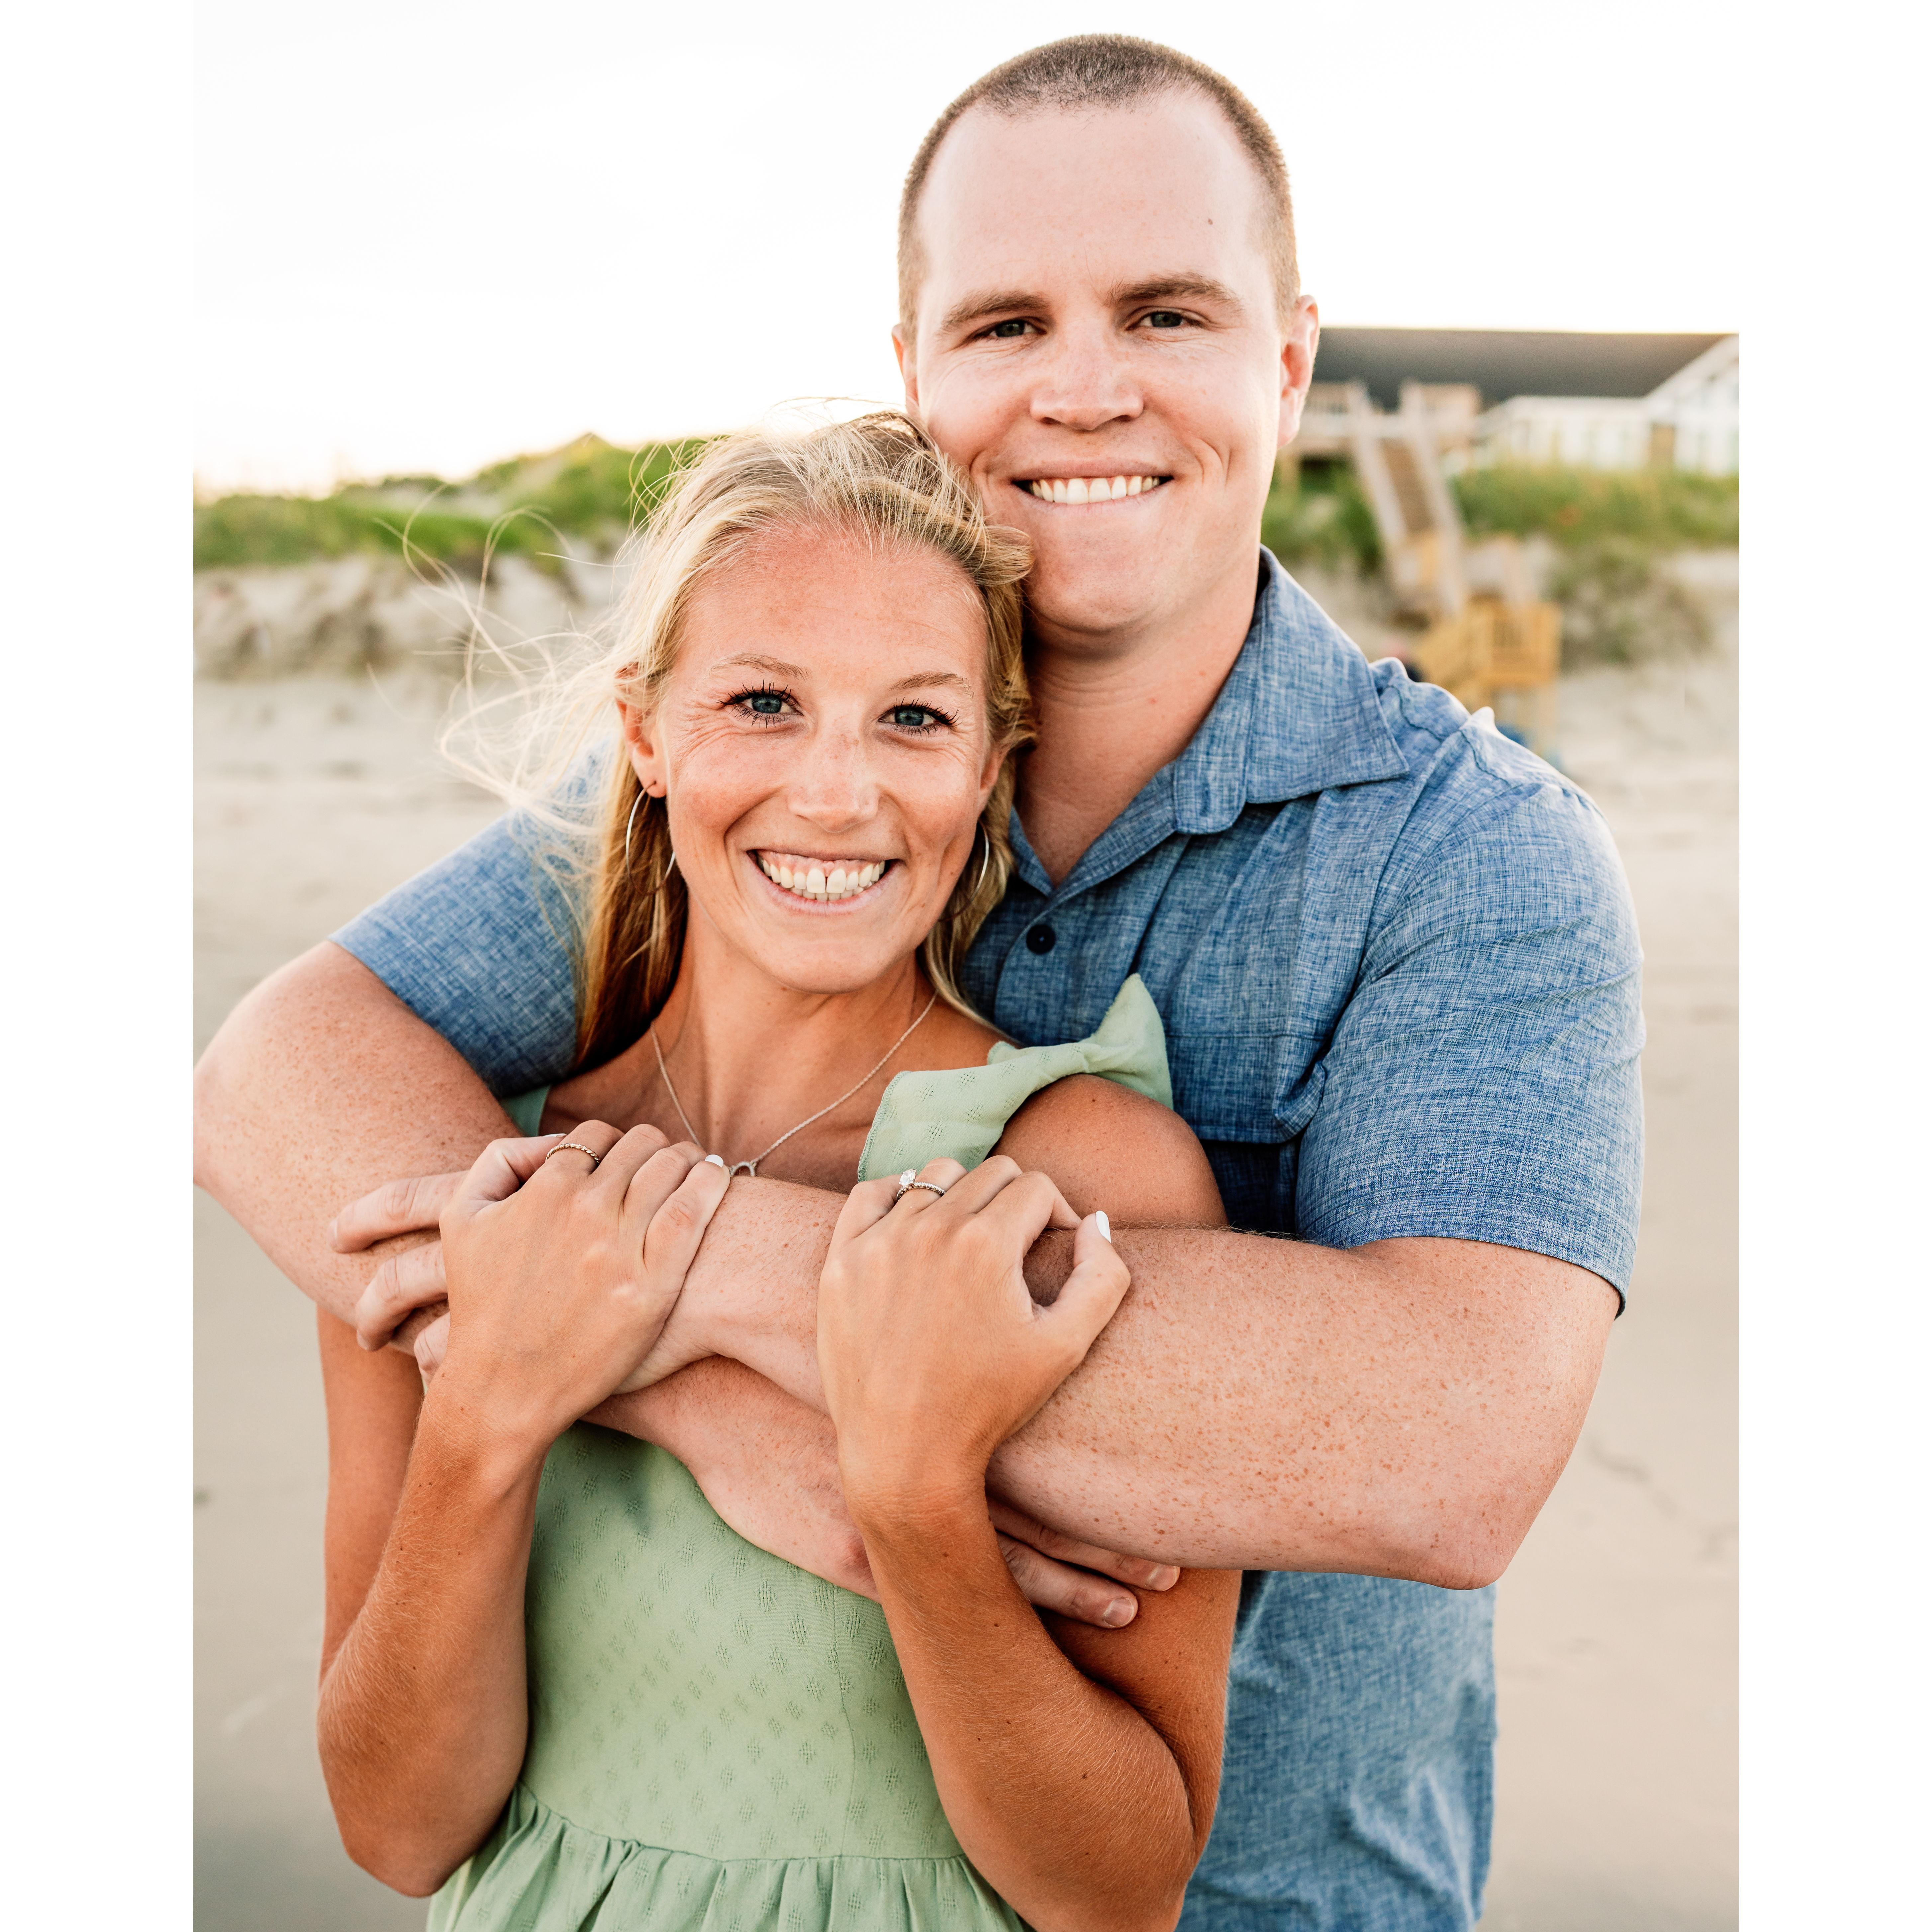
1410, 598, 1563, 755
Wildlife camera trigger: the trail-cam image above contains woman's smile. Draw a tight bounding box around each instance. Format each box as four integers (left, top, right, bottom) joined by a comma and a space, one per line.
751, 848, 897, 907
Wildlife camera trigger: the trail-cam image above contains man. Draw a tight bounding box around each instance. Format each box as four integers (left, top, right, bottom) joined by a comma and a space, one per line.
196, 35, 1640, 1930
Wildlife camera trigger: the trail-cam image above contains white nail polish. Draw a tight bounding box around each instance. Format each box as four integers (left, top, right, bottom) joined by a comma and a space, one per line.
704, 1153, 725, 1168
1095, 1210, 1111, 1242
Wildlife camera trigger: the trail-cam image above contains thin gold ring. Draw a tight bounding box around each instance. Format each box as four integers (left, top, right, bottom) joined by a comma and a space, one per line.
547, 1140, 604, 1168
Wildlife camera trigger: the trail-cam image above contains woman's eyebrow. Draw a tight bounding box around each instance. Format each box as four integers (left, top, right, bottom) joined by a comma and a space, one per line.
711, 653, 810, 680
890, 670, 975, 696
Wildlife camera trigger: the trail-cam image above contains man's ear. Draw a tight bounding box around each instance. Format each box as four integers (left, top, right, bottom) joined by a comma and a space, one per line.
977, 740, 1007, 807
1276, 296, 1320, 451
618, 698, 668, 796
892, 323, 919, 413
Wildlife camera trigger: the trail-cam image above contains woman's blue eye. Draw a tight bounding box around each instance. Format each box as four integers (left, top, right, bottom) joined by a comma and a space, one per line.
746, 692, 786, 715
890, 705, 942, 729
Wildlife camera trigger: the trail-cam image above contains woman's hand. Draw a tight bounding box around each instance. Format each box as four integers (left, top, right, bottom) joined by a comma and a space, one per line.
431, 1123, 732, 1455
818, 1155, 1129, 1523
332, 1150, 1178, 1620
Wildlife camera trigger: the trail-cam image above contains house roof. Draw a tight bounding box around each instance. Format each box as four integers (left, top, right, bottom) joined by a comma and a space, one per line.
1312, 329, 1733, 408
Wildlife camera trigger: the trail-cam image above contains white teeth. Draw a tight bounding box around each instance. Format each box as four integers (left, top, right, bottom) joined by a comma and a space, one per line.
757, 853, 888, 902
1029, 475, 1160, 503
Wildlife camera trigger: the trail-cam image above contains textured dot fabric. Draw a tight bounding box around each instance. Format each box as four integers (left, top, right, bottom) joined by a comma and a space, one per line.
428, 1436, 1022, 1932
338, 548, 1645, 1929
428, 1013, 1167, 1931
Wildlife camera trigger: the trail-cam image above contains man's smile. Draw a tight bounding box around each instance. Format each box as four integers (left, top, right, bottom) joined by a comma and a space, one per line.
1019, 473, 1171, 505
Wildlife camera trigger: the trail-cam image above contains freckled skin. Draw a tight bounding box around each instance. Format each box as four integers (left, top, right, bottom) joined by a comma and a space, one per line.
628, 525, 999, 1006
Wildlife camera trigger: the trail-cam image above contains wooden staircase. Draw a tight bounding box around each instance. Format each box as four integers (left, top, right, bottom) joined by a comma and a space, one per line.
1307, 379, 1563, 755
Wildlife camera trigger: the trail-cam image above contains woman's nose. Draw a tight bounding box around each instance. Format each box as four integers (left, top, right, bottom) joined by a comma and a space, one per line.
787, 732, 881, 830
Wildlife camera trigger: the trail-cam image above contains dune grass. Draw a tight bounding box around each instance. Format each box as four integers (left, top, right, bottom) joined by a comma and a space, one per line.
1261, 460, 1737, 575
194, 435, 710, 573
197, 439, 1737, 577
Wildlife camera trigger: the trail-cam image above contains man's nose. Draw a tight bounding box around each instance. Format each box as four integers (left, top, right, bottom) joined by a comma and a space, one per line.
1030, 322, 1143, 432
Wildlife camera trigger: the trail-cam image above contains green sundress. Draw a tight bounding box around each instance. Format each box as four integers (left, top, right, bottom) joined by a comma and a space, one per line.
429, 977, 1172, 1932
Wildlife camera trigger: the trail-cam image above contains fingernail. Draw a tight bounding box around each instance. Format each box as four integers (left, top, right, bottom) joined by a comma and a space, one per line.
704, 1153, 725, 1169
1101, 1595, 1135, 1628
1146, 1564, 1180, 1590
1095, 1210, 1111, 1242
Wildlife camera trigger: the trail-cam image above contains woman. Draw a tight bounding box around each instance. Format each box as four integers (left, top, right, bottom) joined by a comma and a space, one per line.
317, 415, 1238, 1932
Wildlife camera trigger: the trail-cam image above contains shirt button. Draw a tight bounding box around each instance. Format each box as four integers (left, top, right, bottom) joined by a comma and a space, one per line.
1025, 924, 1057, 955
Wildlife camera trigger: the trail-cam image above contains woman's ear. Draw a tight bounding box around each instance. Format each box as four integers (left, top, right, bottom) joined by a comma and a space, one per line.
618, 698, 668, 797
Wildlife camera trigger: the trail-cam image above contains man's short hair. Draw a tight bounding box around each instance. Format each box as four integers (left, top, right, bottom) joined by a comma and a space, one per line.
898, 34, 1299, 329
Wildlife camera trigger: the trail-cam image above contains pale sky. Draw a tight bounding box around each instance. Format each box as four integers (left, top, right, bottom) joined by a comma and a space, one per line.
195, 0, 1738, 494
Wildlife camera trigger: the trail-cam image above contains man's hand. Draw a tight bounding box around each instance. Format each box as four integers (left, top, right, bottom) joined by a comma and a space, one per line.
592, 1358, 1175, 1627
333, 1171, 467, 1351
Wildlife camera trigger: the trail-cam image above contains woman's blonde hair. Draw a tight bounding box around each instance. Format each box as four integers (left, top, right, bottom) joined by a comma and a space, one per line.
453, 411, 1033, 1073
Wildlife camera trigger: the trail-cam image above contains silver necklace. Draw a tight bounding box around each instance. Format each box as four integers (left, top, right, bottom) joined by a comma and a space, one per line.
650, 991, 939, 1178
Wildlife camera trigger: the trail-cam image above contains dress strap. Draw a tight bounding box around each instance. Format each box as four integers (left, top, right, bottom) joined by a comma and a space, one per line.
502, 1085, 551, 1137
856, 975, 1171, 1183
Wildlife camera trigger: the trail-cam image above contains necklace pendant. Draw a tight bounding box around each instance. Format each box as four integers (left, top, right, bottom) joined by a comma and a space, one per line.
728, 1159, 759, 1179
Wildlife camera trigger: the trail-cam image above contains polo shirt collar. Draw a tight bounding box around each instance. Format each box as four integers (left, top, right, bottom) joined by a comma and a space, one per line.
1014, 550, 1411, 904
1171, 549, 1410, 836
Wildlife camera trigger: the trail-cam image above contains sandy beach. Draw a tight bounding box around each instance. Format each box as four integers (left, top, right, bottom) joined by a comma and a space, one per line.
194, 563, 1737, 1930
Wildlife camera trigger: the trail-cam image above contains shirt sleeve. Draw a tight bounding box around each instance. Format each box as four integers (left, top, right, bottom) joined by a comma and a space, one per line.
1292, 743, 1645, 1301
331, 811, 582, 1097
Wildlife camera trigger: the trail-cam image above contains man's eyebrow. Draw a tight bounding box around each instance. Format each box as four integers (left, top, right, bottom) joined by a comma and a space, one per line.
936, 276, 1246, 337
1110, 275, 1245, 312
935, 289, 1049, 336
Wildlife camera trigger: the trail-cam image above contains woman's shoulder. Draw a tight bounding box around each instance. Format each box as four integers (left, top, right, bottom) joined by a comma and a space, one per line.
995, 1075, 1226, 1227
909, 1002, 1009, 1070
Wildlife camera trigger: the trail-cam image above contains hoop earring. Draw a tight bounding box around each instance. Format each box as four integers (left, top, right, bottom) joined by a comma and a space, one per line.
971, 827, 994, 903
624, 789, 647, 867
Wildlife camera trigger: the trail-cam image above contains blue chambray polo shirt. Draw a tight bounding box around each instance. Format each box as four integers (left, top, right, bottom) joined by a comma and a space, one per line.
335, 548, 1644, 1931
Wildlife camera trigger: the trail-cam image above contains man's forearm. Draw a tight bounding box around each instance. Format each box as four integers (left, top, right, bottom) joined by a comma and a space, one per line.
677, 1180, 1615, 1585
194, 942, 515, 1326
197, 951, 1613, 1586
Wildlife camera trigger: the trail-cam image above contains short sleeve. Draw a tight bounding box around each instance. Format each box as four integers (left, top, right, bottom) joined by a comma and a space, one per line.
1293, 755, 1644, 1301
331, 812, 582, 1097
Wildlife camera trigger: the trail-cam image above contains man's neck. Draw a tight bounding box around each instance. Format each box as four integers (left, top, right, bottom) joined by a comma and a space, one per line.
1017, 553, 1263, 886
